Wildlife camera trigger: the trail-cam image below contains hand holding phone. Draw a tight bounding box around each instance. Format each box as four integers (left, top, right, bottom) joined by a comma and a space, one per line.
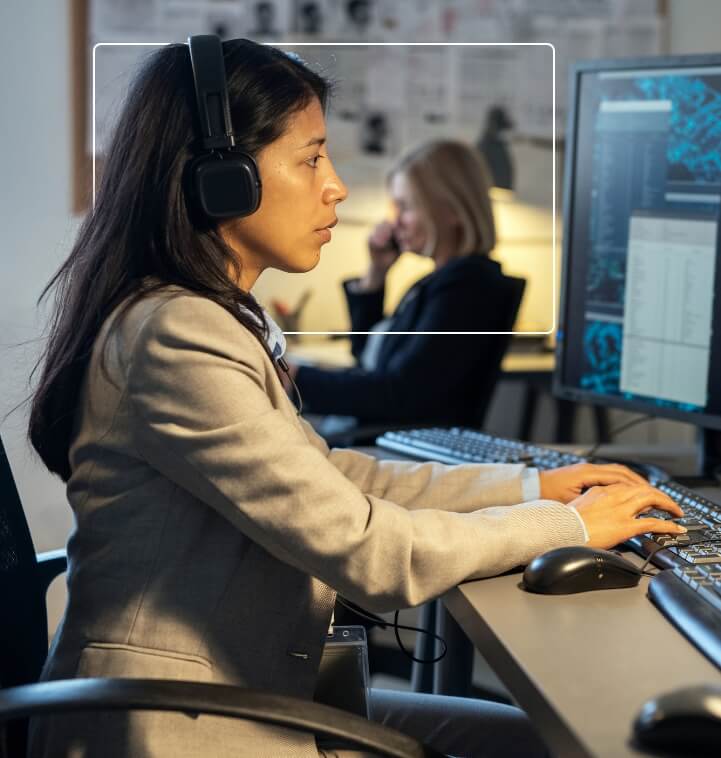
366, 220, 401, 279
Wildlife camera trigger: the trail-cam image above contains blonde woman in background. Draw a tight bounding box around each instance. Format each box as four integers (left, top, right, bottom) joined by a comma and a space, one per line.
290, 140, 520, 438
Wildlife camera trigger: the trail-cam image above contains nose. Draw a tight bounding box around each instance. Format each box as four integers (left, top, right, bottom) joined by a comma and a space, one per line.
322, 165, 349, 205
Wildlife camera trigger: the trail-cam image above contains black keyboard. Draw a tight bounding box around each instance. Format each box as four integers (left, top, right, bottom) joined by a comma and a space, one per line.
627, 479, 721, 569
376, 427, 721, 569
648, 567, 721, 671
377, 427, 721, 673
376, 427, 587, 470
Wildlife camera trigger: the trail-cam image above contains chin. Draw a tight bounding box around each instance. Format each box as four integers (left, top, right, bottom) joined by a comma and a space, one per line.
284, 250, 321, 274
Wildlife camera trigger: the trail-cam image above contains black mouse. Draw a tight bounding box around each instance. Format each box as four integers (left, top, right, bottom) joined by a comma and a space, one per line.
633, 684, 721, 755
521, 546, 642, 594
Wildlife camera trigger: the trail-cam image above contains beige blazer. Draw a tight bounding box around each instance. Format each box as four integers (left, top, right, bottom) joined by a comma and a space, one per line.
29, 287, 585, 758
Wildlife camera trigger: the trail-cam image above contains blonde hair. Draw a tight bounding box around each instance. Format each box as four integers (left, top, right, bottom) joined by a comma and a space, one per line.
388, 140, 496, 258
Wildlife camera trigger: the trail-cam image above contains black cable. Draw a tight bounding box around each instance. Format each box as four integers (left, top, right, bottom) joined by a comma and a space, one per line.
336, 596, 448, 665
639, 544, 670, 576
277, 356, 303, 415
586, 414, 654, 460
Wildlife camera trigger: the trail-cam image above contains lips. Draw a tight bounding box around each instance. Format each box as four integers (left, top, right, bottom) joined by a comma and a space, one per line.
314, 218, 337, 243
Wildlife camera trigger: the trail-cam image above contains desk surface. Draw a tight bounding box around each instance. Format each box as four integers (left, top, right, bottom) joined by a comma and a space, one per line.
286, 339, 555, 374
366, 445, 721, 756
443, 522, 721, 758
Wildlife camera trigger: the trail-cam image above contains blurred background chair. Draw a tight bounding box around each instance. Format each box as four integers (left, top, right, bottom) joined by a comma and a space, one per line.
321, 275, 526, 449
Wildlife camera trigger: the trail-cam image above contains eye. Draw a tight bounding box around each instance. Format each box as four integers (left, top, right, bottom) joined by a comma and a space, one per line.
305, 153, 323, 168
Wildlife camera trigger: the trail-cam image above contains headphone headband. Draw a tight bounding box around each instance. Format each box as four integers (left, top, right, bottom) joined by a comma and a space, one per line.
185, 35, 262, 220
187, 35, 236, 151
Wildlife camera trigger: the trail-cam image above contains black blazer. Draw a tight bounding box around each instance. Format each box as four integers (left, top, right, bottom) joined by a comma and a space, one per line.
295, 254, 524, 427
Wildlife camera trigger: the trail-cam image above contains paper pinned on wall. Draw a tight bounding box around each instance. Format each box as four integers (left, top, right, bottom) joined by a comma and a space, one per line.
91, 0, 159, 37
405, 46, 452, 126
160, 1, 245, 41
86, 0, 663, 218
366, 46, 406, 110
89, 44, 156, 155
375, 0, 442, 41
451, 46, 519, 134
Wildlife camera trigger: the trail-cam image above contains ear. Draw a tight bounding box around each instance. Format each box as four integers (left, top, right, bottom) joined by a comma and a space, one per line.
442, 202, 462, 228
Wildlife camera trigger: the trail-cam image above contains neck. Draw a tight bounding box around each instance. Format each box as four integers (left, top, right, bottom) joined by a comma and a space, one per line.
432, 232, 464, 269
220, 227, 264, 290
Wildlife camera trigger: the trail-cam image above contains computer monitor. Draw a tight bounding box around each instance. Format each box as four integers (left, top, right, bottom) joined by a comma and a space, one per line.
555, 54, 721, 455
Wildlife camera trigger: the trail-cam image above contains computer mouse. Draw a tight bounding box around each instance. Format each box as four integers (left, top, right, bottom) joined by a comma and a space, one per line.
633, 684, 721, 755
521, 546, 642, 594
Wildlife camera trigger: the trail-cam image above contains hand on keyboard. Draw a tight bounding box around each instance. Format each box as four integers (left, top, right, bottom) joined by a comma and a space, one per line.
539, 462, 648, 503
569, 483, 686, 550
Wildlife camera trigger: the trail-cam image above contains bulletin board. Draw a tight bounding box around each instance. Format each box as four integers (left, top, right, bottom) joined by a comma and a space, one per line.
71, 0, 669, 215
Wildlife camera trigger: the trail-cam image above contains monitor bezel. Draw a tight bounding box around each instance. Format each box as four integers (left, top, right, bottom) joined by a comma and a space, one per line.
553, 52, 721, 432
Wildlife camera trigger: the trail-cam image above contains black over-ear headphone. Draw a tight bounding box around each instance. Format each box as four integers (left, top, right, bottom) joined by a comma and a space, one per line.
186, 35, 262, 220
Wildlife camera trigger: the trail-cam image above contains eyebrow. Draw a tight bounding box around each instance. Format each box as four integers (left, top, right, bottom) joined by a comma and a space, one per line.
296, 136, 326, 150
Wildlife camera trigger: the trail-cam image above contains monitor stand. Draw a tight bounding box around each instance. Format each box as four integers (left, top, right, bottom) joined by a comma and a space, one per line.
695, 427, 721, 482
603, 428, 721, 486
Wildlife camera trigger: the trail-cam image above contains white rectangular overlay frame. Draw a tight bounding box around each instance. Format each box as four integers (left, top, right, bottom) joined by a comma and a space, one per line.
93, 42, 557, 336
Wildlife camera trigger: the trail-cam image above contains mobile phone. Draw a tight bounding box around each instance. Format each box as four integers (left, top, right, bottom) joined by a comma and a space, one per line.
388, 231, 401, 254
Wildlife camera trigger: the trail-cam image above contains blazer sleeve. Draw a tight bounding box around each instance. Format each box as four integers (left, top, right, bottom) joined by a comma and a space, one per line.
297, 416, 531, 512
124, 295, 586, 612
295, 276, 499, 420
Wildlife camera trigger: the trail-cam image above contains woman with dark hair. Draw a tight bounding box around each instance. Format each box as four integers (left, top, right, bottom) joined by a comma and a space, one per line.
27, 37, 685, 758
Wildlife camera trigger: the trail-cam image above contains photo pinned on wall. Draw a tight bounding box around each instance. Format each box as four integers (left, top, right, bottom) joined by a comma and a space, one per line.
358, 110, 393, 157
292, 0, 329, 37
325, 0, 379, 40
244, 0, 294, 39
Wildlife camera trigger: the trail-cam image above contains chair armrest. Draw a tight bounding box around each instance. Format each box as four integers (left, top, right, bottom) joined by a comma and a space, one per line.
35, 549, 67, 596
0, 678, 442, 758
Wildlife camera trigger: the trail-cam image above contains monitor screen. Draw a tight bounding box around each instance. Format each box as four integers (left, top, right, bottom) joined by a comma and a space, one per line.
555, 54, 721, 431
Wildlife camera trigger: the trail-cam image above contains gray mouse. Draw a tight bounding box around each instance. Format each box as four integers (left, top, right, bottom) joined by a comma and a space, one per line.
633, 684, 721, 755
521, 546, 642, 594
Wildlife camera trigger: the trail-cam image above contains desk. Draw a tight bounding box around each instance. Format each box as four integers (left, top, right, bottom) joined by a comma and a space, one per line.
441, 491, 721, 758
364, 445, 721, 756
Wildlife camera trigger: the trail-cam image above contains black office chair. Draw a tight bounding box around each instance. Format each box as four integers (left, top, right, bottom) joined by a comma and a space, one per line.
322, 275, 527, 448
0, 434, 442, 758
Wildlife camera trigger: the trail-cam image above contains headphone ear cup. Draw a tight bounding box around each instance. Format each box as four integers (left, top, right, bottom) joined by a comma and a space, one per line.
188, 151, 262, 220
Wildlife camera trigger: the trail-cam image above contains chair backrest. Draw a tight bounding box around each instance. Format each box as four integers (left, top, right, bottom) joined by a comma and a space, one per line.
469, 274, 526, 428
0, 433, 51, 755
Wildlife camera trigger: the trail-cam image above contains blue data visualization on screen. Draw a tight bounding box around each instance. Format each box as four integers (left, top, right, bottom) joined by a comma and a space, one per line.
560, 61, 721, 423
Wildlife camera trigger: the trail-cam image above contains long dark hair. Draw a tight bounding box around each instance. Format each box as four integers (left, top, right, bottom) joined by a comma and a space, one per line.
29, 39, 331, 482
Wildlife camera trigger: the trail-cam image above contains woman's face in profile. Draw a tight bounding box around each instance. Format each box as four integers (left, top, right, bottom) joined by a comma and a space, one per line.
390, 172, 428, 255
223, 97, 347, 287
